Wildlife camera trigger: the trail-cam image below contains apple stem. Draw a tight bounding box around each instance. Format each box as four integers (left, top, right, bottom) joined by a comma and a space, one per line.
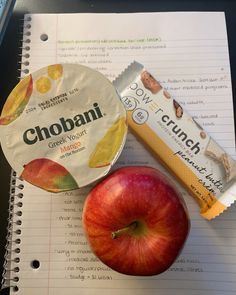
111, 221, 138, 239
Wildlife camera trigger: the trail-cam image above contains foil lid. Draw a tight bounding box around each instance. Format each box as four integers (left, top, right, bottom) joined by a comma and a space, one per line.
0, 64, 127, 192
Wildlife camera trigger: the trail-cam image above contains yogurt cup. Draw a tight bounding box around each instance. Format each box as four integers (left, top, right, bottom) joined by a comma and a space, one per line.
0, 64, 127, 192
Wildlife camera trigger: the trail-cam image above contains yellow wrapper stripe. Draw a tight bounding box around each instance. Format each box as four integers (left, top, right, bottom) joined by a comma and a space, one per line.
127, 111, 222, 219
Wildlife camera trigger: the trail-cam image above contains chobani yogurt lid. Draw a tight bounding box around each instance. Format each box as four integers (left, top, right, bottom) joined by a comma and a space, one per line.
0, 64, 127, 192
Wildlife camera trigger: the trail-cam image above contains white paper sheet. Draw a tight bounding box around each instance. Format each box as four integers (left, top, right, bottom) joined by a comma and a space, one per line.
9, 12, 236, 295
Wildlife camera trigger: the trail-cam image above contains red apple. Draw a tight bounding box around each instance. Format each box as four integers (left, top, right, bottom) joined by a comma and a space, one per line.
82, 166, 190, 276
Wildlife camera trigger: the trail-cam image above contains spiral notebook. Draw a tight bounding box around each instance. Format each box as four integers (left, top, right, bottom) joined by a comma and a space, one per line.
2, 12, 236, 295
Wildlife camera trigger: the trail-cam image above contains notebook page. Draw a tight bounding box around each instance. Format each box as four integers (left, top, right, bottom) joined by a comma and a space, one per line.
12, 134, 236, 295
24, 12, 235, 158
12, 12, 236, 295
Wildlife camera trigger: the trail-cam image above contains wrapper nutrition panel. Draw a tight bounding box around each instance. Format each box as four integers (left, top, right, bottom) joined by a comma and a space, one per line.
114, 61, 236, 220
0, 64, 127, 192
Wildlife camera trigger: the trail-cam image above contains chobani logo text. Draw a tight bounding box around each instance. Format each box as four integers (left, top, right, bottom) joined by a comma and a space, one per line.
23, 103, 103, 145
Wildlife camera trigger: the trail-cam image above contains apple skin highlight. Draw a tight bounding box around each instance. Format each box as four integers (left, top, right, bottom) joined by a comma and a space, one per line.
82, 166, 190, 276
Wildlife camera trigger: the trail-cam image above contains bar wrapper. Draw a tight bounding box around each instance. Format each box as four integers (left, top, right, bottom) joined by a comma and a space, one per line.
113, 61, 236, 220
0, 64, 127, 192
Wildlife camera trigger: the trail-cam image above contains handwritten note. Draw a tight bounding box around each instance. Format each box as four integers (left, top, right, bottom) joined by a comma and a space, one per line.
23, 12, 235, 157
13, 133, 236, 295
12, 12, 236, 295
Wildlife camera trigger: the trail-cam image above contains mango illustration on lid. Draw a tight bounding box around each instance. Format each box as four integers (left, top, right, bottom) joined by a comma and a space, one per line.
21, 158, 78, 193
0, 74, 33, 125
0, 64, 127, 192
89, 117, 127, 168
35, 76, 51, 94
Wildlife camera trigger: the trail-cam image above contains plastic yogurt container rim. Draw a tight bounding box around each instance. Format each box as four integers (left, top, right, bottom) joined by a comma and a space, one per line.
0, 63, 127, 192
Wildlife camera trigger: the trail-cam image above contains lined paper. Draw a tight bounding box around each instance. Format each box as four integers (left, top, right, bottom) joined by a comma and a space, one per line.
11, 12, 236, 295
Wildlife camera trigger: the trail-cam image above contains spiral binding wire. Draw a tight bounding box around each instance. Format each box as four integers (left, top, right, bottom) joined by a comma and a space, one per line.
18, 15, 32, 80
1, 14, 31, 292
1, 170, 24, 292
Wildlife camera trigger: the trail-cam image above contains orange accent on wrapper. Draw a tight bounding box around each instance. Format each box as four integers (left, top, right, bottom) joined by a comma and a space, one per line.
127, 112, 217, 214
114, 61, 236, 220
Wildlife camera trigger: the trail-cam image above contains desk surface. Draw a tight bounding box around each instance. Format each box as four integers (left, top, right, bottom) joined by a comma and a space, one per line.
0, 1, 236, 294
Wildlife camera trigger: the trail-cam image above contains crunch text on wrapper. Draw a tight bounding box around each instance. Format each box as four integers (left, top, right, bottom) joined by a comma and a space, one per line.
114, 61, 236, 220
